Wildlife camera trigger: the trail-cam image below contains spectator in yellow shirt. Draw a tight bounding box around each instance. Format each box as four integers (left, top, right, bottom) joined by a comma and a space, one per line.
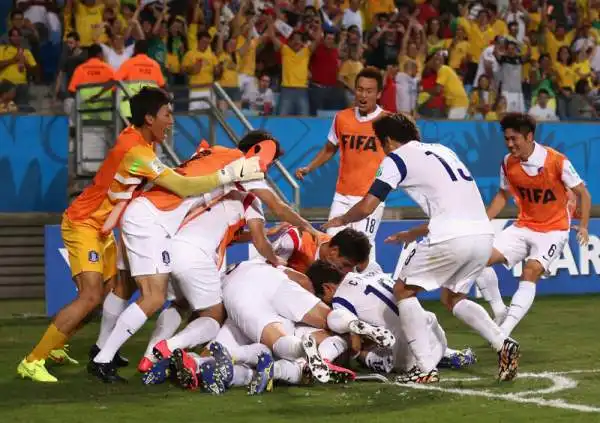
457, 4, 496, 85
468, 74, 497, 119
270, 25, 317, 116
338, 46, 364, 105
0, 28, 37, 109
182, 31, 218, 111
430, 51, 469, 119
215, 28, 242, 111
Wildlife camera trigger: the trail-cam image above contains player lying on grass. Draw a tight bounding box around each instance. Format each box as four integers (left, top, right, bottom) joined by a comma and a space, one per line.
158, 260, 394, 395
268, 225, 477, 370
323, 113, 520, 383
310, 261, 475, 380
19, 87, 260, 383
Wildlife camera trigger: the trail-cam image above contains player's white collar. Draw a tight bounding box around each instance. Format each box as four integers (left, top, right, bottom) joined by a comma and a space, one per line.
354, 105, 384, 122
522, 142, 546, 166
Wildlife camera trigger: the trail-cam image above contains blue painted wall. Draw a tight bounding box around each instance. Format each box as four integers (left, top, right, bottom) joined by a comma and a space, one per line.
1, 115, 598, 212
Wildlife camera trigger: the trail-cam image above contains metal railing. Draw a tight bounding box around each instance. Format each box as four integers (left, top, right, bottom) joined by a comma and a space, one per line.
72, 81, 300, 209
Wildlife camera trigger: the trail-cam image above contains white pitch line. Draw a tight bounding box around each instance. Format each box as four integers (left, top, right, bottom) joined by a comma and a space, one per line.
392, 369, 600, 413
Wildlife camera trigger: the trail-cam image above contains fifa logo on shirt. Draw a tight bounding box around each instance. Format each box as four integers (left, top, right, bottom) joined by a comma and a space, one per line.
516, 187, 557, 204
162, 251, 171, 265
88, 251, 99, 263
340, 134, 378, 152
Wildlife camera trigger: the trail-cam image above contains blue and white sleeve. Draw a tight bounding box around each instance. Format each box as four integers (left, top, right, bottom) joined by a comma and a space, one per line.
368, 153, 407, 201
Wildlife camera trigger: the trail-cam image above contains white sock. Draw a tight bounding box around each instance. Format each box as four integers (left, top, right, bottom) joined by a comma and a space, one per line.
273, 336, 304, 361
94, 303, 147, 363
231, 343, 271, 366
274, 359, 303, 384
365, 349, 394, 373
166, 317, 220, 351
475, 267, 506, 318
500, 281, 536, 336
188, 352, 213, 373
397, 297, 438, 372
426, 311, 447, 349
326, 308, 356, 334
96, 292, 127, 349
318, 335, 348, 362
452, 299, 505, 351
231, 364, 254, 386
444, 347, 460, 357
143, 307, 182, 357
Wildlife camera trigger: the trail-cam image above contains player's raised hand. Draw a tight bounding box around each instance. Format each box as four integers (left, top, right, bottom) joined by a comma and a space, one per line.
572, 225, 589, 245
384, 230, 417, 244
295, 166, 310, 180
321, 216, 345, 231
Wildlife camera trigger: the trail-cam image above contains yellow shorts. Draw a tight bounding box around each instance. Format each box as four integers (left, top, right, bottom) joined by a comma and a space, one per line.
61, 215, 117, 281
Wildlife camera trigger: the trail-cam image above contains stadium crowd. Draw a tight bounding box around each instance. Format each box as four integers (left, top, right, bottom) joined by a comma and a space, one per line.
0, 0, 599, 120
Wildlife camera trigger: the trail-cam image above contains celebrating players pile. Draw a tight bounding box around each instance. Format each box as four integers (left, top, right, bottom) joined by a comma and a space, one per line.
17, 75, 590, 395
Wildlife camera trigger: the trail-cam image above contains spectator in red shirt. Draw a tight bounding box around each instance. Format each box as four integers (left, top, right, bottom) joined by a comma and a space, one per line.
418, 56, 446, 118
308, 29, 343, 115
417, 0, 440, 25
380, 58, 398, 112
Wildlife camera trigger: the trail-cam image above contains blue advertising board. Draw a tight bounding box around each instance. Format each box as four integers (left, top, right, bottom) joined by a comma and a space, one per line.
44, 219, 600, 317
2, 115, 599, 212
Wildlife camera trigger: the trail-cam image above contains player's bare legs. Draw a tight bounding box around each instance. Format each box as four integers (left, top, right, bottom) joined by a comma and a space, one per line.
18, 271, 106, 382
499, 259, 544, 336
89, 273, 169, 382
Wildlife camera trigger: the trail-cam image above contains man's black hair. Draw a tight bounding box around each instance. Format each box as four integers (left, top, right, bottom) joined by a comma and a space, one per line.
134, 39, 149, 56
237, 129, 283, 159
130, 87, 171, 127
87, 44, 103, 58
355, 66, 384, 92
66, 31, 80, 42
500, 113, 537, 136
306, 260, 344, 297
372, 112, 421, 149
329, 228, 371, 264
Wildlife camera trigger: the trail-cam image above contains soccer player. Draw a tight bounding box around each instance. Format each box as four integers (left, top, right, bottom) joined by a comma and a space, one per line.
477, 113, 590, 336
132, 132, 323, 372
81, 89, 264, 382
323, 113, 520, 383
147, 187, 283, 365
18, 87, 258, 382
295, 67, 387, 260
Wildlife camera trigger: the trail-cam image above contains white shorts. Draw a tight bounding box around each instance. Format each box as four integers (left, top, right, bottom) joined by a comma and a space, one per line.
189, 89, 215, 111
223, 261, 321, 343
169, 240, 222, 311
494, 225, 569, 272
327, 192, 384, 260
447, 107, 468, 119
398, 234, 493, 294
120, 198, 171, 277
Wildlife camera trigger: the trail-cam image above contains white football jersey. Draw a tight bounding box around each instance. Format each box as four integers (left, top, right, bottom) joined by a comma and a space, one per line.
370, 141, 493, 243
332, 271, 399, 329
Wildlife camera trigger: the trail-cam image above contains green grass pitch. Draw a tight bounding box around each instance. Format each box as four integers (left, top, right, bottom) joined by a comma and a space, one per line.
1, 296, 599, 423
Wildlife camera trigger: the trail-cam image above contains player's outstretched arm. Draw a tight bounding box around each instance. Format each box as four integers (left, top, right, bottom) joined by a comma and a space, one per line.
571, 182, 591, 245
486, 189, 510, 220
295, 142, 338, 180
247, 218, 286, 267
385, 222, 429, 244
322, 194, 381, 230
154, 157, 264, 197
251, 188, 322, 236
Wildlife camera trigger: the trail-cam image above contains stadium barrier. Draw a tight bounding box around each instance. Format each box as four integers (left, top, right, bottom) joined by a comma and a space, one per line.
1, 115, 599, 212
44, 219, 600, 317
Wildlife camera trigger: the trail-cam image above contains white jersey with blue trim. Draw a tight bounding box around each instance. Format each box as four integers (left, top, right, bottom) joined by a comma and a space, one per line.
369, 141, 493, 243
332, 271, 400, 329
